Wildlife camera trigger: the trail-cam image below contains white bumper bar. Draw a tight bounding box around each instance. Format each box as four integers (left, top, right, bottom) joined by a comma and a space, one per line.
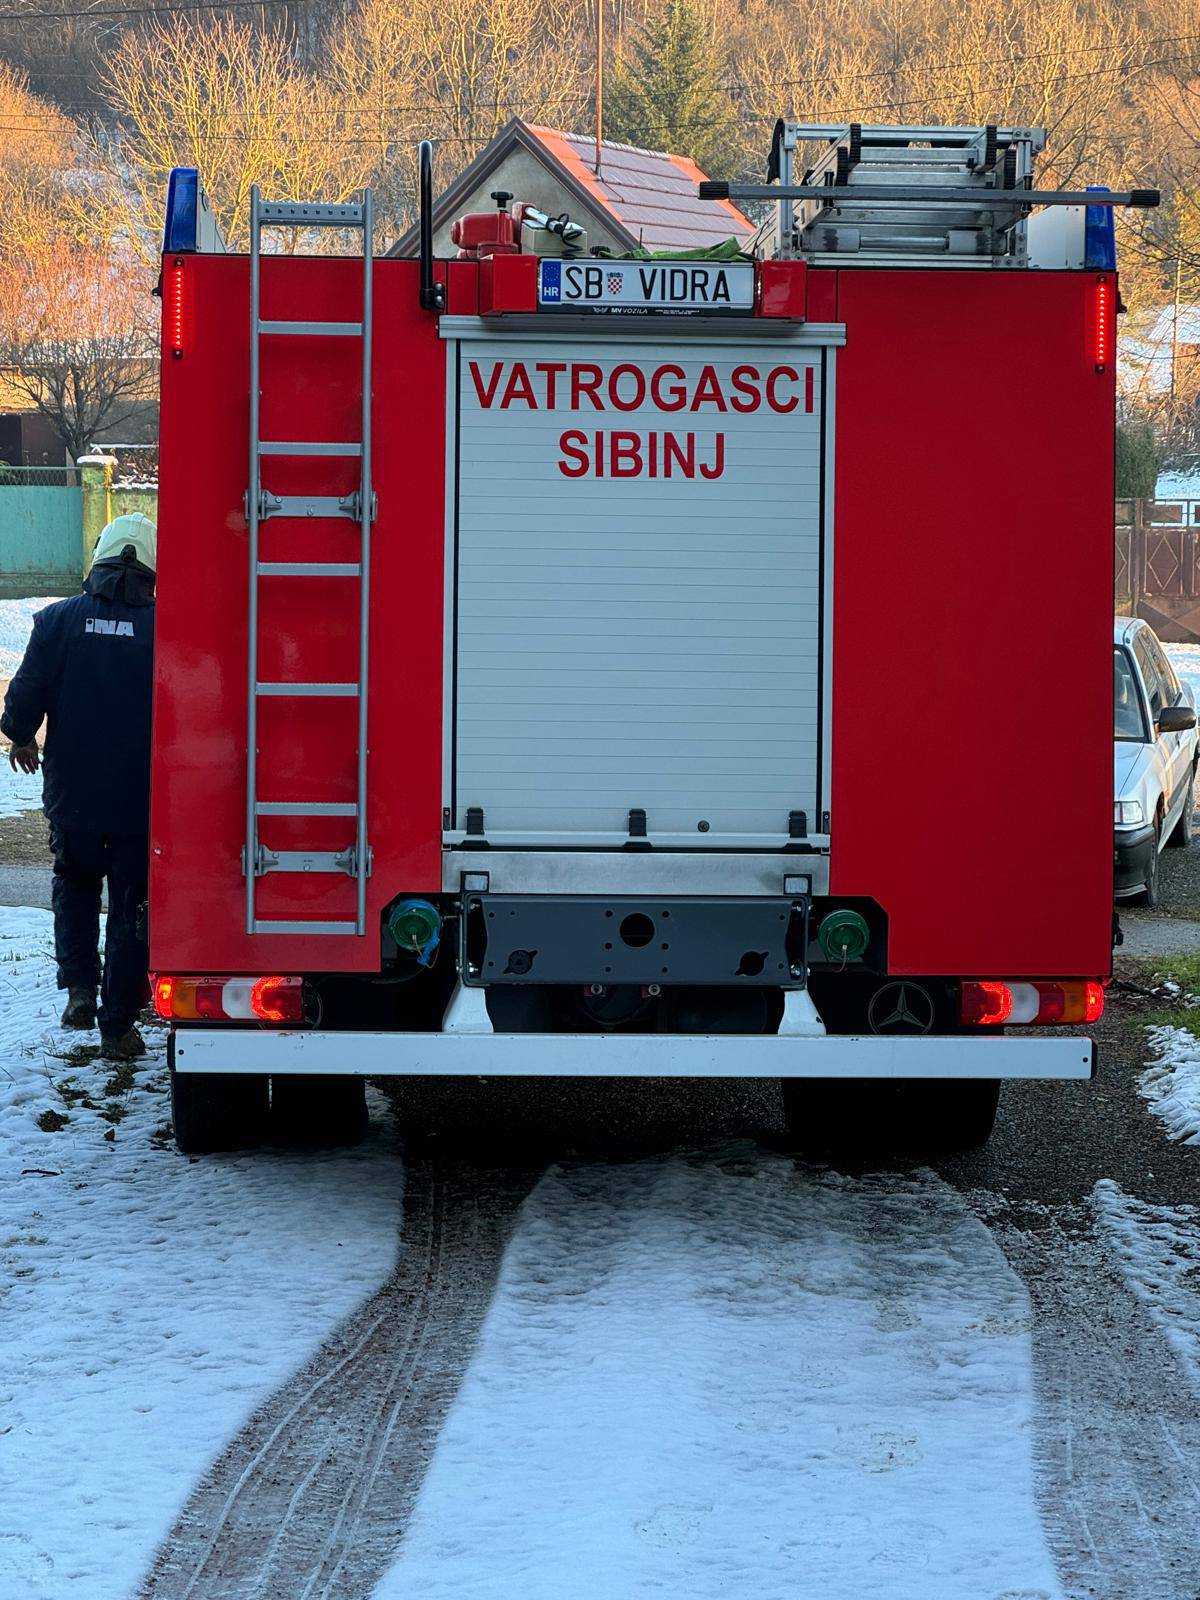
173, 1030, 1095, 1080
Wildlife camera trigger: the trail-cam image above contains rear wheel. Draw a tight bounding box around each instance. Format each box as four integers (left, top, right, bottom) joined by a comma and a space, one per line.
269, 1075, 368, 1148
170, 1069, 269, 1155
780, 1076, 1000, 1155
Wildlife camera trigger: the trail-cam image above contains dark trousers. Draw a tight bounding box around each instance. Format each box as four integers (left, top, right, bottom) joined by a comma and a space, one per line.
50, 829, 149, 1039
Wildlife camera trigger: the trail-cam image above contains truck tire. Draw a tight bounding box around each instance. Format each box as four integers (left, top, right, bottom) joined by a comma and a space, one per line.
1168, 764, 1196, 847
779, 1077, 1000, 1154
170, 1069, 269, 1155
906, 1079, 1001, 1152
269, 1075, 368, 1148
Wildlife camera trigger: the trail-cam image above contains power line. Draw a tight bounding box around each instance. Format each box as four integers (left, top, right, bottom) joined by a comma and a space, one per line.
0, 0, 295, 22
2, 41, 1192, 130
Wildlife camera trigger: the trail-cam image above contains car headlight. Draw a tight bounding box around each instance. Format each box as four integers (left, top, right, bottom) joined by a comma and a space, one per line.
1115, 800, 1145, 826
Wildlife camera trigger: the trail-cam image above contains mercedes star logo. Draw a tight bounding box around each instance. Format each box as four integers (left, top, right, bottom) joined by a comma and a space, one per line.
867, 982, 936, 1036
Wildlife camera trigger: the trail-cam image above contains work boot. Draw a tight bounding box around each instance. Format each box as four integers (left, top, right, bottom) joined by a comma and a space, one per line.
61, 988, 97, 1030
99, 1027, 146, 1062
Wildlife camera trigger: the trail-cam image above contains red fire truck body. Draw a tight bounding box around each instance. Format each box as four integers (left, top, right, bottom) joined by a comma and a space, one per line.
150, 126, 1129, 1150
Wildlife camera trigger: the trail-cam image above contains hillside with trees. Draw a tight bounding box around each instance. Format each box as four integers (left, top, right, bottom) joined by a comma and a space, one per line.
3, 0, 1200, 461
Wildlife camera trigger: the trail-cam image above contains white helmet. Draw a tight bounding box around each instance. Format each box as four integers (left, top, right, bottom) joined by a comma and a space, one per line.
92, 512, 157, 572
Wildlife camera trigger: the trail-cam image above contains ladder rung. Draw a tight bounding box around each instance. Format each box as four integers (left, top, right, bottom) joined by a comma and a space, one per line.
256, 682, 359, 697
258, 320, 363, 337
257, 201, 365, 227
257, 562, 362, 577
252, 920, 358, 935
256, 802, 357, 816
258, 441, 362, 457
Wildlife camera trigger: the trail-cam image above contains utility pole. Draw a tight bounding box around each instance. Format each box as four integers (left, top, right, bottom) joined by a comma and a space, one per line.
595, 0, 604, 176
1170, 250, 1183, 410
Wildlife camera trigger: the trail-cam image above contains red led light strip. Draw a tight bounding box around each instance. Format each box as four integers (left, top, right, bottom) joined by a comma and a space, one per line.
1093, 277, 1112, 373
167, 258, 185, 358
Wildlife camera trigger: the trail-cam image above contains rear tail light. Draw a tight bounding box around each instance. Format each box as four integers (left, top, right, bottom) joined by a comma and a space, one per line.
152, 975, 304, 1023
960, 981, 1013, 1025
960, 979, 1104, 1027
250, 976, 304, 1023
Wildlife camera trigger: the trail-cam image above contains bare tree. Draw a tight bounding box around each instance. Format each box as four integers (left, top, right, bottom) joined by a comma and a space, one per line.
0, 239, 158, 463
329, 0, 590, 241
98, 16, 376, 257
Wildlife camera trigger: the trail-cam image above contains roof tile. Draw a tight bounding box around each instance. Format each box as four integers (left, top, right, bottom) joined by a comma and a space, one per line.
525, 124, 753, 252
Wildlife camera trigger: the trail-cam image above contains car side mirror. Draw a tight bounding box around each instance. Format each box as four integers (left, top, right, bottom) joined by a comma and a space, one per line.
1158, 703, 1197, 733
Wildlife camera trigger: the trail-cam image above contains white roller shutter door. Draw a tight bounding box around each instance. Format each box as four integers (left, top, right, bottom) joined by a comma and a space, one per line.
450, 335, 826, 844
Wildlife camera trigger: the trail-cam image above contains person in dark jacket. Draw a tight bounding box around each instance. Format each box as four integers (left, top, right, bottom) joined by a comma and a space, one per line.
2, 514, 157, 1060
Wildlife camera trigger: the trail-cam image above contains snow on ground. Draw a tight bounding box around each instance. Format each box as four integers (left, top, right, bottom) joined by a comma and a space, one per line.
0, 597, 59, 678
0, 750, 43, 819
1153, 470, 1200, 500
1093, 1179, 1200, 1392
0, 597, 51, 820
0, 907, 402, 1600
1139, 1024, 1200, 1145
373, 1153, 1062, 1600
1166, 643, 1200, 706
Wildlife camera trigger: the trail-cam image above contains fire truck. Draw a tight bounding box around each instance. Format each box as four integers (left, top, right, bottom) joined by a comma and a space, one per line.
150, 123, 1152, 1153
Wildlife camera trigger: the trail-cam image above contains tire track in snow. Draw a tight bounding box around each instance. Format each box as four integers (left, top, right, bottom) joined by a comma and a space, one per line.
138, 1160, 536, 1600
371, 1148, 1064, 1600
988, 1205, 1200, 1600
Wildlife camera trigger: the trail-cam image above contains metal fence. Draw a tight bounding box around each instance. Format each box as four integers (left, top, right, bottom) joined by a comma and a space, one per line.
0, 464, 79, 487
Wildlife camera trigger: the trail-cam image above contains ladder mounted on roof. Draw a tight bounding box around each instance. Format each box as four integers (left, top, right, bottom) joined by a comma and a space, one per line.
243, 184, 375, 937
699, 123, 1158, 267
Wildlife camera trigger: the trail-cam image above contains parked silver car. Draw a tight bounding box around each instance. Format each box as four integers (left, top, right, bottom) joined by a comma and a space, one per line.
1114, 617, 1198, 905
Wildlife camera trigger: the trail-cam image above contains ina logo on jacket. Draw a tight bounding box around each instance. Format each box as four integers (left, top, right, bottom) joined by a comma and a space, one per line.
85, 618, 135, 637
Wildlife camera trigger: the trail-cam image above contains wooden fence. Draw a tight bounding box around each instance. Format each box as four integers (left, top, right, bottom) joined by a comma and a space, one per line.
1116, 498, 1200, 644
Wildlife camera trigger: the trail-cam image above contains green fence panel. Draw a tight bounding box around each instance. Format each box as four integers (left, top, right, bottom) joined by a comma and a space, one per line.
0, 485, 84, 599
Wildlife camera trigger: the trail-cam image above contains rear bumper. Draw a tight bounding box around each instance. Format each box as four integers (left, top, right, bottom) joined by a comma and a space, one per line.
172, 1029, 1096, 1080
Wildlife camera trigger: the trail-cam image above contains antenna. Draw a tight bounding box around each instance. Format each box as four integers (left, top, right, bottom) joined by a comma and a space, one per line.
595, 0, 604, 175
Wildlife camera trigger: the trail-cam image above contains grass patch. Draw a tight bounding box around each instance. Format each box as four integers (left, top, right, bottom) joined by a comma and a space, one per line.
1146, 951, 1200, 997
1140, 1007, 1200, 1037
36, 1109, 69, 1132
103, 1062, 137, 1097
1117, 954, 1200, 1039
48, 1043, 102, 1067
99, 1101, 128, 1125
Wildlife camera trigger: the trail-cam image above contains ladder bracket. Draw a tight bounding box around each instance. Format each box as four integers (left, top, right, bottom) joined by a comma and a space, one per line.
246, 489, 378, 523
246, 843, 373, 878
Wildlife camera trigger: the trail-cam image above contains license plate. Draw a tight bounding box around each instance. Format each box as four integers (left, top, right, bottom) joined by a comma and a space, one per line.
538, 258, 754, 315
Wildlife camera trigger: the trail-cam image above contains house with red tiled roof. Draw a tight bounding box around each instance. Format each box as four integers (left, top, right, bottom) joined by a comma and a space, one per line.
389, 118, 754, 259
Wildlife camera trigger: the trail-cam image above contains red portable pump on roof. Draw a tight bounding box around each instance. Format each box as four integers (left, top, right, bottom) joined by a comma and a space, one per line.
149, 128, 1155, 1155
450, 189, 520, 259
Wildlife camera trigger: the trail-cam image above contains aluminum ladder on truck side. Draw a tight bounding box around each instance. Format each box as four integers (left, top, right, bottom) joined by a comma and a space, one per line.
768, 123, 1046, 266
243, 185, 375, 937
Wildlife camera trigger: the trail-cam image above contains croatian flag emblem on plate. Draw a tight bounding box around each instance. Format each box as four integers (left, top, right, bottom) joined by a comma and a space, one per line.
607, 271, 624, 295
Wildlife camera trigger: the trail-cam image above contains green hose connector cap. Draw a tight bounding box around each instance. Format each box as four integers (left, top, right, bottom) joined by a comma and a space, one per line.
388, 898, 441, 961
817, 908, 870, 963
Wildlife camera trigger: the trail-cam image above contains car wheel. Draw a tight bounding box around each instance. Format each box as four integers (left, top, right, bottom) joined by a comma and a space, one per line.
1136, 820, 1163, 907
1168, 761, 1197, 847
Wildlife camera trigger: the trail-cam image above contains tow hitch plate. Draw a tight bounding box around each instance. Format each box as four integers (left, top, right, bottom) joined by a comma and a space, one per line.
464, 895, 809, 986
